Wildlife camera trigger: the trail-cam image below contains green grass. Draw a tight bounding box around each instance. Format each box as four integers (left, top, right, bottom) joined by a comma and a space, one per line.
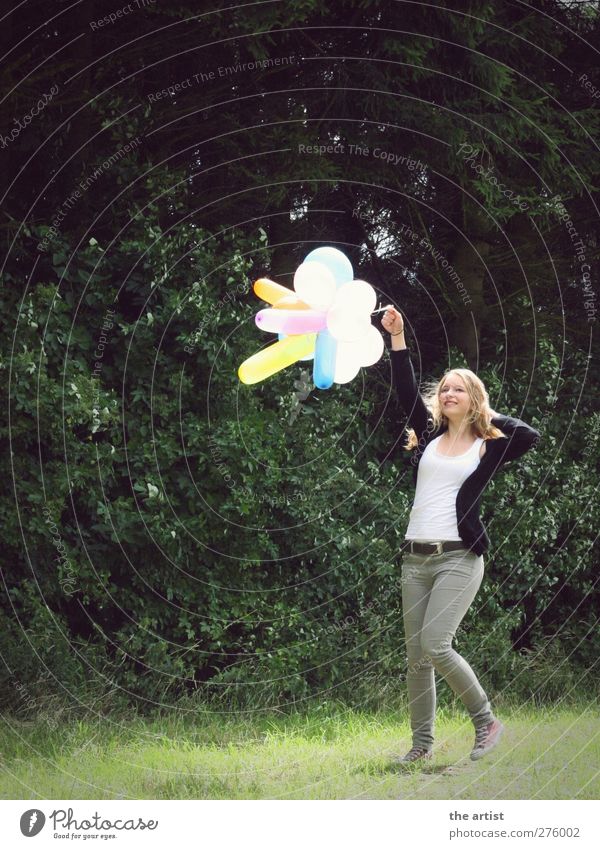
1, 701, 598, 800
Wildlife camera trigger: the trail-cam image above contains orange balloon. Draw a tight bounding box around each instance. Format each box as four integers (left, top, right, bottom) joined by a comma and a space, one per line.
253, 278, 293, 305
273, 293, 311, 311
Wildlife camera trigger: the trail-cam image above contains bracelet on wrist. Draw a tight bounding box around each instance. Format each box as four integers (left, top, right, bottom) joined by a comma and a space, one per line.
391, 330, 405, 336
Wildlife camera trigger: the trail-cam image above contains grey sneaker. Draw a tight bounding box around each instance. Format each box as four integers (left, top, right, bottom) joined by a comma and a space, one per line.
391, 746, 433, 765
470, 719, 505, 761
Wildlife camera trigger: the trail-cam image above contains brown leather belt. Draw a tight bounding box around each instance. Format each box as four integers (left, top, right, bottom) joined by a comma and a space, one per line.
401, 540, 468, 556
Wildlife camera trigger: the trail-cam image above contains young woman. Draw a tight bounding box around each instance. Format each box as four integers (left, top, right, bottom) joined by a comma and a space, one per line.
381, 306, 540, 764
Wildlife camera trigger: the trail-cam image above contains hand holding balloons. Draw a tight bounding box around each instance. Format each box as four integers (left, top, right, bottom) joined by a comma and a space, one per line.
380, 306, 404, 336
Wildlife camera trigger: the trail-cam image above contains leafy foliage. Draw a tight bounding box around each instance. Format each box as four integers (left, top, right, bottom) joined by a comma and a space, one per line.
1, 1, 599, 712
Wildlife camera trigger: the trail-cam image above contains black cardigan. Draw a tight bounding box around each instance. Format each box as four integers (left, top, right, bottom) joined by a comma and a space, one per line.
391, 348, 540, 555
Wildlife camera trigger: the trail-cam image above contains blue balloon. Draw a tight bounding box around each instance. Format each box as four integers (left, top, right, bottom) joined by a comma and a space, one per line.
304, 246, 353, 287
313, 329, 337, 389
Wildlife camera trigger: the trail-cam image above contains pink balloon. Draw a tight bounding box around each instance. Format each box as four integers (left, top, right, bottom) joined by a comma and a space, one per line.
255, 308, 327, 334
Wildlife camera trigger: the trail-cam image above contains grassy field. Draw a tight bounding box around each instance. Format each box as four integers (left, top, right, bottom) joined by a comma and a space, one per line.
1, 700, 598, 800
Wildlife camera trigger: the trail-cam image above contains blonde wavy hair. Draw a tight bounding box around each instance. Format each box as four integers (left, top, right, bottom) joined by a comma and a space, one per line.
405, 367, 504, 450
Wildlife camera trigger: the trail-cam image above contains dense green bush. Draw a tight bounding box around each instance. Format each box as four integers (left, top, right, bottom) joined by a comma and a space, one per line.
2, 208, 598, 712
2, 0, 598, 713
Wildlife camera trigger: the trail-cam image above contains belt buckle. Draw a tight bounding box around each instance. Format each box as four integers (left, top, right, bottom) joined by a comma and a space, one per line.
432, 541, 444, 556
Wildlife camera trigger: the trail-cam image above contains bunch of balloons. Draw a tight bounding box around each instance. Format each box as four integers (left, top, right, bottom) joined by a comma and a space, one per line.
238, 246, 384, 389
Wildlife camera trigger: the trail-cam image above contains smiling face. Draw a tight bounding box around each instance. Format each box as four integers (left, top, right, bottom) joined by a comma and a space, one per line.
438, 372, 472, 422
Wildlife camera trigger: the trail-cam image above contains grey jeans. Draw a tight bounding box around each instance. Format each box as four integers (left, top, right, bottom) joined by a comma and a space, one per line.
400, 547, 495, 749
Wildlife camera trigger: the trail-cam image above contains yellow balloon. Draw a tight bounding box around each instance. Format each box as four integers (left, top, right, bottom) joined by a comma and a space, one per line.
238, 333, 317, 384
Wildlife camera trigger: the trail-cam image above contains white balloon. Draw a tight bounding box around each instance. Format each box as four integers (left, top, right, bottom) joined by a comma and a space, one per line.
293, 261, 337, 311
333, 341, 362, 384
332, 279, 377, 314
326, 305, 371, 342
354, 324, 384, 367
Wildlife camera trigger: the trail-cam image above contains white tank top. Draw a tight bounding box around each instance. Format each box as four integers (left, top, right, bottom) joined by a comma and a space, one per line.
405, 434, 484, 541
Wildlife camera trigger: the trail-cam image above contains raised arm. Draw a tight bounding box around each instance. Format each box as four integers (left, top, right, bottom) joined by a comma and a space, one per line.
381, 307, 432, 441
488, 410, 540, 463
390, 348, 432, 439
